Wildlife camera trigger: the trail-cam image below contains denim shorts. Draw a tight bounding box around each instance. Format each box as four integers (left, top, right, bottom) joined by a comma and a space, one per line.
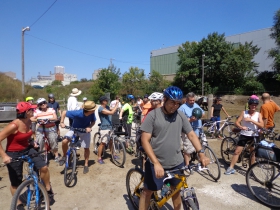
144, 160, 184, 191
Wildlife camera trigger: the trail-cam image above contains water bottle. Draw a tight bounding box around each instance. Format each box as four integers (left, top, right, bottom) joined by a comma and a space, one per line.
161, 183, 170, 197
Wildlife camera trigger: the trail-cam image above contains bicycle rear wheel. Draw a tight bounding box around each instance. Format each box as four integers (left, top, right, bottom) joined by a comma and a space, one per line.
221, 122, 239, 138
111, 137, 126, 167
64, 149, 77, 187
204, 146, 221, 181
246, 161, 279, 209
93, 132, 101, 155
10, 179, 50, 210
220, 137, 237, 165
126, 168, 144, 210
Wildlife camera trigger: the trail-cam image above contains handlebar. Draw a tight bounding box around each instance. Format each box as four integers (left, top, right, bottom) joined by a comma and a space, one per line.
64, 126, 86, 133
1, 150, 46, 166
163, 163, 208, 182
37, 119, 56, 125
226, 115, 239, 120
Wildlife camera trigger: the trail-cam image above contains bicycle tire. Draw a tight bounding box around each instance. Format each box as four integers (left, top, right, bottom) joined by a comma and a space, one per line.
126, 167, 144, 210
221, 122, 239, 138
220, 137, 237, 165
93, 132, 101, 155
111, 137, 126, 167
246, 161, 279, 209
64, 149, 76, 187
182, 197, 199, 210
10, 179, 50, 210
204, 146, 221, 181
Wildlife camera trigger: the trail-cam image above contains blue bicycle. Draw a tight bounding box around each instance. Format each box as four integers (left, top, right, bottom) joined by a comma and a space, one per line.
10, 150, 50, 210
63, 126, 86, 187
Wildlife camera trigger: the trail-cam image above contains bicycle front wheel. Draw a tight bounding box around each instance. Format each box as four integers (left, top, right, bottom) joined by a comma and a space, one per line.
126, 168, 144, 210
64, 149, 77, 187
220, 137, 237, 165
93, 132, 101, 155
246, 161, 279, 209
182, 198, 199, 210
111, 137, 126, 167
221, 122, 239, 138
10, 179, 50, 210
204, 146, 221, 181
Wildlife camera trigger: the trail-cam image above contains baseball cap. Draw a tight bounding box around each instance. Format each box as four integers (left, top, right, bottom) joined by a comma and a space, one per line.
16, 102, 37, 114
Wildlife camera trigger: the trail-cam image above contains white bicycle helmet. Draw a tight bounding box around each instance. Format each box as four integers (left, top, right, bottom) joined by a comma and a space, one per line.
37, 98, 47, 104
148, 92, 163, 101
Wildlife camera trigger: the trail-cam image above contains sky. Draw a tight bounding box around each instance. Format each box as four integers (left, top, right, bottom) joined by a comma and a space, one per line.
0, 0, 279, 82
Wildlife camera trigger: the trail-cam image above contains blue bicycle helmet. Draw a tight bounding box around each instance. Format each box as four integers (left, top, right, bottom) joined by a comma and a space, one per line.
248, 98, 259, 105
127, 94, 135, 100
163, 86, 183, 101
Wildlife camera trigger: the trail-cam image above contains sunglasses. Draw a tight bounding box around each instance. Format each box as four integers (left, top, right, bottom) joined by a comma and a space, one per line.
38, 101, 47, 106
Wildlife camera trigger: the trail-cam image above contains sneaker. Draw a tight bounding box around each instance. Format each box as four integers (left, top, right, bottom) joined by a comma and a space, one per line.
98, 159, 105, 164
17, 204, 25, 210
224, 167, 236, 175
113, 155, 120, 160
59, 157, 66, 166
54, 156, 60, 162
83, 166, 89, 174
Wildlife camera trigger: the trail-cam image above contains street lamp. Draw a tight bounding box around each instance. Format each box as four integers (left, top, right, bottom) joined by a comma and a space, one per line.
22, 26, 30, 95
202, 54, 205, 96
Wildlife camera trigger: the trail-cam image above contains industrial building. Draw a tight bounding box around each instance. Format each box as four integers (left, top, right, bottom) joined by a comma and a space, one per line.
150, 28, 275, 80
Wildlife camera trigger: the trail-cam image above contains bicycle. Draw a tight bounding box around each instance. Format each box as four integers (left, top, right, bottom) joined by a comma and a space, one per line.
203, 115, 239, 138
9, 150, 50, 210
93, 123, 126, 167
132, 107, 141, 131
126, 163, 207, 210
188, 126, 221, 181
63, 126, 86, 187
246, 159, 280, 209
220, 128, 265, 168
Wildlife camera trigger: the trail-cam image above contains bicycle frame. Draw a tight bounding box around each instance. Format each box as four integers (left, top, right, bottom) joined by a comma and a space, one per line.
65, 132, 79, 168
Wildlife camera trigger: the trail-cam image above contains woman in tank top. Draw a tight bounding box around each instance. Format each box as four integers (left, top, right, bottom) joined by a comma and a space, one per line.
0, 102, 55, 207
224, 96, 264, 175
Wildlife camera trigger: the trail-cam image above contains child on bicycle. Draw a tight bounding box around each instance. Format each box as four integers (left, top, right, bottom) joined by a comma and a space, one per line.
224, 96, 264, 175
0, 102, 55, 209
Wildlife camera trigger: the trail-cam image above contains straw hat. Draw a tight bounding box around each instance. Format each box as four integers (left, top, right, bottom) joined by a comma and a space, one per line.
82, 101, 97, 111
70, 88, 82, 96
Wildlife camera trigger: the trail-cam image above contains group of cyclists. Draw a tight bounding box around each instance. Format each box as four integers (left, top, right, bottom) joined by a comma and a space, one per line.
1, 85, 279, 210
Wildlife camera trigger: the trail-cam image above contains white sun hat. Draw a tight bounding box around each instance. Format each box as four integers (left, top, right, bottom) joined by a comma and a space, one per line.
70, 88, 82, 96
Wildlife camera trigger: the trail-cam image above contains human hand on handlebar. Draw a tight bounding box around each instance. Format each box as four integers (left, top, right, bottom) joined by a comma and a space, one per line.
198, 153, 210, 167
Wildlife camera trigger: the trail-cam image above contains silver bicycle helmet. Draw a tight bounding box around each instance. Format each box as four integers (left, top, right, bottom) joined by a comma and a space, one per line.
148, 92, 163, 101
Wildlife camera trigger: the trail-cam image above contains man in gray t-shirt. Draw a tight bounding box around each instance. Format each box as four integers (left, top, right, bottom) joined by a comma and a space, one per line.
139, 86, 209, 210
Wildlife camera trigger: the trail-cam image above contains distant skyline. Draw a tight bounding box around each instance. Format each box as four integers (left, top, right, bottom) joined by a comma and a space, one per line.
0, 0, 279, 81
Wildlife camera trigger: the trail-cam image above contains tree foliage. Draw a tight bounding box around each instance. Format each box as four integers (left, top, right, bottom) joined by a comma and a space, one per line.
174, 32, 260, 94
268, 9, 280, 78
90, 65, 121, 101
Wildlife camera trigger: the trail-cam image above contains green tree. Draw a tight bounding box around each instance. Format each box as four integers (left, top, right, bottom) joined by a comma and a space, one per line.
121, 67, 146, 96
174, 32, 259, 94
268, 9, 280, 79
80, 78, 88, 82
145, 70, 171, 94
51, 80, 62, 86
90, 65, 121, 101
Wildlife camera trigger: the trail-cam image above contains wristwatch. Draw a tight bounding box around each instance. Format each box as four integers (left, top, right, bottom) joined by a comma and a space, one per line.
197, 149, 205, 154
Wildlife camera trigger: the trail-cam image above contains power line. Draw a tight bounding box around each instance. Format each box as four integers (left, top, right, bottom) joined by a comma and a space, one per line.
30, 0, 58, 28
25, 34, 150, 65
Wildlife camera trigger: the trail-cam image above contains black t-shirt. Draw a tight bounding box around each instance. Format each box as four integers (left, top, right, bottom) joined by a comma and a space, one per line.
48, 102, 60, 116
212, 104, 223, 117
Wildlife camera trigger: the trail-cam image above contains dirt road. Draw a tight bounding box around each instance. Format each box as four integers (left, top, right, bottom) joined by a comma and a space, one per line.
0, 99, 278, 210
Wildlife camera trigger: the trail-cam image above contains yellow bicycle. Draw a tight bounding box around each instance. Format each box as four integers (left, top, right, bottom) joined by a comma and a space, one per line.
126, 164, 206, 210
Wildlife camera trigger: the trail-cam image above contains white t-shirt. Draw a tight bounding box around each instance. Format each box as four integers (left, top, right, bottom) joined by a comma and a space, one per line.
240, 111, 259, 136
110, 100, 121, 109
67, 96, 80, 111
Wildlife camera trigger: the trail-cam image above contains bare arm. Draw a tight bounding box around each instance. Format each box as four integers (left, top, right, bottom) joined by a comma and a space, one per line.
235, 111, 246, 130
210, 107, 214, 118
141, 131, 164, 178
119, 109, 124, 119
102, 103, 119, 115
86, 121, 95, 133
0, 124, 17, 164
222, 107, 230, 117
59, 110, 67, 128
186, 130, 209, 166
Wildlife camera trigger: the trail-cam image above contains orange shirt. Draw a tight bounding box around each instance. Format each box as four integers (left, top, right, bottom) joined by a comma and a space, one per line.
260, 101, 280, 128
141, 102, 152, 116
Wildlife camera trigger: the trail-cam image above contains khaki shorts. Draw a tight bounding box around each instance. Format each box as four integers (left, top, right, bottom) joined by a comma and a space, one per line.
64, 130, 91, 148
36, 127, 58, 151
181, 133, 195, 154
100, 129, 111, 144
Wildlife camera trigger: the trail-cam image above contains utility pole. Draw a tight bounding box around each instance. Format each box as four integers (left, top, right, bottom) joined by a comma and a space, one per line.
22, 26, 30, 95
202, 54, 205, 96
